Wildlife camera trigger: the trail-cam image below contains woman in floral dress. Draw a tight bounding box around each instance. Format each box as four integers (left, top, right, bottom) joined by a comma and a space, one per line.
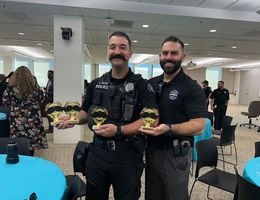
2, 66, 48, 151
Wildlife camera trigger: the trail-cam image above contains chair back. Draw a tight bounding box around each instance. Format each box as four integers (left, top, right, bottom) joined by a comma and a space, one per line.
207, 111, 214, 126
222, 115, 233, 128
195, 139, 218, 178
255, 141, 260, 158
0, 137, 32, 156
73, 141, 90, 176
66, 175, 81, 200
220, 124, 237, 146
248, 101, 260, 118
234, 167, 260, 200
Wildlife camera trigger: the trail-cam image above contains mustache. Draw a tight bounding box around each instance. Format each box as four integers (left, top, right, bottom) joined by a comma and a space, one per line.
109, 54, 126, 61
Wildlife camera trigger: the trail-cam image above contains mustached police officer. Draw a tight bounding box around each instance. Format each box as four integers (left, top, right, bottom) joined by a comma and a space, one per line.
141, 36, 207, 200
58, 31, 158, 200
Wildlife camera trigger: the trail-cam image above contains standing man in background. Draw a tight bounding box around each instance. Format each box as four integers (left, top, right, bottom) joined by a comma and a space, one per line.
202, 80, 212, 110
45, 70, 54, 132
210, 81, 229, 130
141, 36, 207, 200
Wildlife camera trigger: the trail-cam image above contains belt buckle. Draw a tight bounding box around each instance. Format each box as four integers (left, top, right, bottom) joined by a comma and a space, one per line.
107, 140, 116, 151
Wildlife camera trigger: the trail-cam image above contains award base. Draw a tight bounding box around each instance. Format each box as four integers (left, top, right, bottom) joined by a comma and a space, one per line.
92, 125, 100, 131
68, 119, 79, 124
50, 121, 63, 126
141, 126, 154, 130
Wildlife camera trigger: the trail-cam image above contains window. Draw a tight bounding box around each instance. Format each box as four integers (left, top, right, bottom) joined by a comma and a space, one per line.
34, 59, 54, 87
206, 67, 223, 90
152, 64, 163, 77
0, 57, 3, 74
14, 57, 33, 71
133, 64, 152, 79
84, 64, 92, 82
98, 64, 111, 77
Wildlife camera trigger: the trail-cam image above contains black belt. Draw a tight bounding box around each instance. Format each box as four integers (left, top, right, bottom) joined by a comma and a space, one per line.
147, 139, 191, 157
93, 137, 130, 151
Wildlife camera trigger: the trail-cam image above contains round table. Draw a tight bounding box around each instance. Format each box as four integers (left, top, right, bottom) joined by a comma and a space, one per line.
243, 157, 260, 186
193, 118, 212, 160
0, 154, 67, 200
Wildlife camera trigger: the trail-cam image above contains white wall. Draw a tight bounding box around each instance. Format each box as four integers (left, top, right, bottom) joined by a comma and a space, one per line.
239, 68, 260, 105
184, 67, 206, 84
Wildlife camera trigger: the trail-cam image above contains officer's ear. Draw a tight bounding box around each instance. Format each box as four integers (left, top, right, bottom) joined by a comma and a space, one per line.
181, 53, 186, 62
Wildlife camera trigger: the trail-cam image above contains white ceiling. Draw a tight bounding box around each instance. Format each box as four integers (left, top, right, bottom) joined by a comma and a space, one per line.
0, 0, 260, 69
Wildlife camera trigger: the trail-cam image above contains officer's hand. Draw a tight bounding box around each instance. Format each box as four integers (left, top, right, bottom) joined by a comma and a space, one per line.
95, 123, 117, 137
56, 115, 76, 130
139, 124, 168, 136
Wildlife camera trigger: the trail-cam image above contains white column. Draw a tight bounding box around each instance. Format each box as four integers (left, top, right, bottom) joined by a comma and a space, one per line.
3, 56, 13, 75
53, 15, 85, 143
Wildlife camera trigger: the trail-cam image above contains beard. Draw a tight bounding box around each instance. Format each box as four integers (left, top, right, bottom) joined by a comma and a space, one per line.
160, 59, 182, 75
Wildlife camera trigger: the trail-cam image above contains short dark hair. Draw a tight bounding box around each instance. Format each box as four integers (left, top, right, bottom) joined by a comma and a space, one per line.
218, 81, 224, 84
109, 31, 131, 49
161, 36, 184, 50
48, 70, 54, 74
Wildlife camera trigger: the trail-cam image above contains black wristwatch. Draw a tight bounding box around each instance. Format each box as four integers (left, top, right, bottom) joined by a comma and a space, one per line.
115, 125, 123, 139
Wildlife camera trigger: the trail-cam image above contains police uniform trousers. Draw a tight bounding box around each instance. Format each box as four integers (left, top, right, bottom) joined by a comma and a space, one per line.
145, 148, 192, 200
85, 139, 144, 200
213, 104, 227, 130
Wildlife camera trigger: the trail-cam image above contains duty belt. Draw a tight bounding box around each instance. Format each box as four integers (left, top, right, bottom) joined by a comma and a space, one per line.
93, 137, 130, 151
147, 139, 191, 157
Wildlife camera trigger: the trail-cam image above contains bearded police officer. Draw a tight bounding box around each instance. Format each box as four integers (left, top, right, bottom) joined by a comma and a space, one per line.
210, 81, 229, 130
141, 36, 207, 200
58, 31, 158, 200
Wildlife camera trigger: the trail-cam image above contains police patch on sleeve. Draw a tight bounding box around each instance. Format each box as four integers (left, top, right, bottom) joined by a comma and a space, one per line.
147, 83, 155, 93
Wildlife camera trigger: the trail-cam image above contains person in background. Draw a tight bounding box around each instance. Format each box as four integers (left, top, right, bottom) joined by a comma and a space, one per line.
2, 66, 48, 152
202, 80, 212, 110
210, 80, 229, 130
141, 36, 207, 200
0, 72, 13, 106
44, 70, 54, 132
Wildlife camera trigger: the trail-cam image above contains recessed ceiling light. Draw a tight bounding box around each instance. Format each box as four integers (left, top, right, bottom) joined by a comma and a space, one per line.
37, 43, 43, 46
232, 46, 237, 49
142, 24, 149, 28
184, 43, 189, 46
18, 32, 24, 35
50, 50, 53, 53
207, 54, 212, 56
133, 40, 138, 43
209, 29, 217, 33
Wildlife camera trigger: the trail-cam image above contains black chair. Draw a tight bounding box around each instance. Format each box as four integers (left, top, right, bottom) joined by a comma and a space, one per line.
66, 175, 82, 200
211, 124, 238, 170
255, 141, 260, 158
240, 101, 260, 132
0, 137, 33, 156
189, 139, 236, 200
71, 141, 90, 199
234, 167, 260, 200
212, 115, 233, 136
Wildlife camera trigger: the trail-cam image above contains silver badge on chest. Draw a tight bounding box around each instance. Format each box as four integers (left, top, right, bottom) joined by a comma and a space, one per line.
169, 90, 178, 100
125, 82, 134, 92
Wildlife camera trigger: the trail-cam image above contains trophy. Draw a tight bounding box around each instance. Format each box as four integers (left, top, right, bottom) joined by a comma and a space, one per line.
140, 107, 159, 130
45, 102, 64, 126
90, 106, 109, 130
64, 101, 81, 124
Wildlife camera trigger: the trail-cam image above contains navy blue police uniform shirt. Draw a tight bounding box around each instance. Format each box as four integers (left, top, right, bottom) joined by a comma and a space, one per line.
148, 69, 208, 147
82, 68, 158, 126
203, 87, 212, 99
210, 88, 229, 105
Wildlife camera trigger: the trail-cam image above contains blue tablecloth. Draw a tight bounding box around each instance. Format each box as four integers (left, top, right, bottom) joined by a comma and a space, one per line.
0, 154, 67, 200
0, 112, 6, 120
243, 157, 260, 186
193, 118, 212, 160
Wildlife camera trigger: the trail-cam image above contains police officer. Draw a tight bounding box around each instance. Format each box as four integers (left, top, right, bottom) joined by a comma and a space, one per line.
140, 36, 207, 200
210, 81, 229, 130
58, 31, 158, 200
202, 80, 212, 109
